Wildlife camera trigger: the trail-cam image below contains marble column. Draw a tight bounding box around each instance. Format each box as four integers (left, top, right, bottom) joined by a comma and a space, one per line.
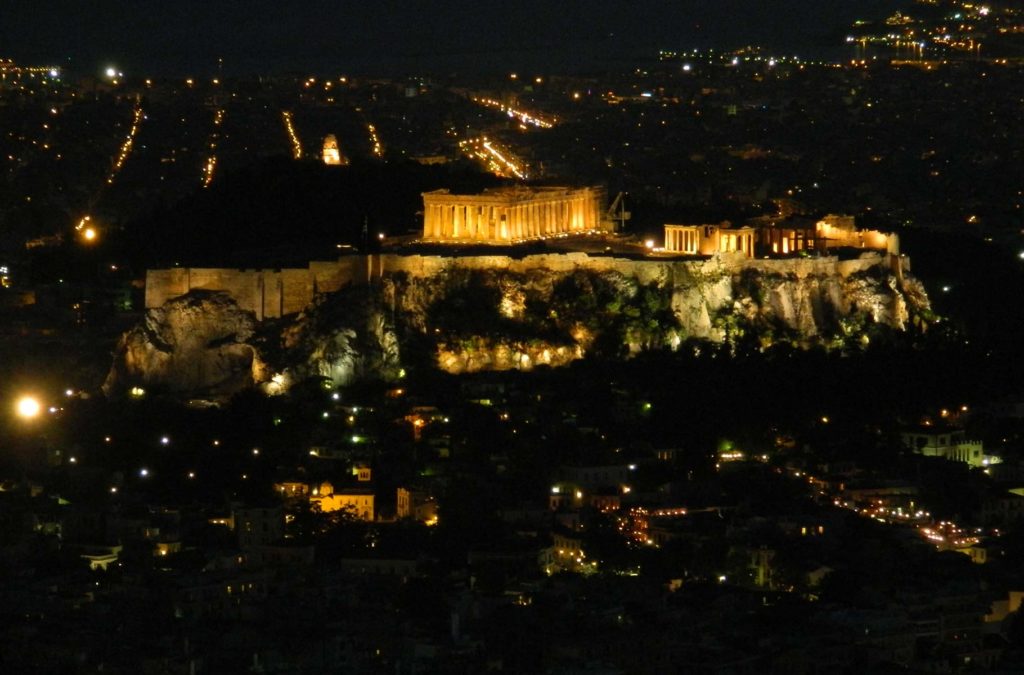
508, 207, 516, 239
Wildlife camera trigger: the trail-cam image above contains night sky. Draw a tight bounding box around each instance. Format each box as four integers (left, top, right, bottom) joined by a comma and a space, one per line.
3, 1, 907, 75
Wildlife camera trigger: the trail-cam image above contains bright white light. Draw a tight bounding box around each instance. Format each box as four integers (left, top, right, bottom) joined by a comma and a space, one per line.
49, 69, 59, 78
160, 436, 170, 445
139, 468, 149, 477
16, 396, 41, 419
105, 67, 117, 79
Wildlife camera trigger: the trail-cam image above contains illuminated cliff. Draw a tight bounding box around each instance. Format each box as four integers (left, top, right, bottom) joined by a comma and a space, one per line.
108, 252, 932, 397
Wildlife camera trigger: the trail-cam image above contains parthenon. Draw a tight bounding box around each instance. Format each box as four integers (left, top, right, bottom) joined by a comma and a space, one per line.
421, 186, 605, 243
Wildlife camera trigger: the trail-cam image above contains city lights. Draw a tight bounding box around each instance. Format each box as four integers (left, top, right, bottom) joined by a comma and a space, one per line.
15, 395, 42, 419
106, 106, 144, 185
282, 111, 302, 159
367, 123, 383, 157
471, 96, 555, 129
201, 109, 225, 188
3, 8, 1024, 665
458, 136, 528, 180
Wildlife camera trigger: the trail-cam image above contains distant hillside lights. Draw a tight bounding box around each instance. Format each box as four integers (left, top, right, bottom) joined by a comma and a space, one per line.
107, 106, 144, 185
366, 124, 383, 157
75, 215, 98, 244
281, 111, 302, 159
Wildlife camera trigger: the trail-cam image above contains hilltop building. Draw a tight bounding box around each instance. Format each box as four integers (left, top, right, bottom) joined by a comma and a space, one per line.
311, 481, 375, 521
322, 134, 346, 165
664, 222, 757, 258
664, 214, 898, 259
901, 425, 986, 467
143, 190, 909, 323
421, 186, 607, 243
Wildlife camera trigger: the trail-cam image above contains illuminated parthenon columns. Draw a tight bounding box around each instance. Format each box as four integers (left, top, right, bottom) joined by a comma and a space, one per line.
422, 186, 606, 243
664, 223, 755, 258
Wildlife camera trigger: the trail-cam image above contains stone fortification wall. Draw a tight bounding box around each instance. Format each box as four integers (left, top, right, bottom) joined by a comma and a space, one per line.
146, 251, 907, 320
379, 250, 897, 284
146, 257, 369, 319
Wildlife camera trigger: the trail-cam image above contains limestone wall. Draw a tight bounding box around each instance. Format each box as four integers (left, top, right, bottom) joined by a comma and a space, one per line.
146, 251, 903, 320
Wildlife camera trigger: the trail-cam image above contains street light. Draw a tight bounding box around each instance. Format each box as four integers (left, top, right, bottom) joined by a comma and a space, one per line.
16, 395, 42, 419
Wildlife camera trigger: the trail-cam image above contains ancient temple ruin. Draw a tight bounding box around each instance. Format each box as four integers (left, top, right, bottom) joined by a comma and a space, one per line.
421, 186, 606, 243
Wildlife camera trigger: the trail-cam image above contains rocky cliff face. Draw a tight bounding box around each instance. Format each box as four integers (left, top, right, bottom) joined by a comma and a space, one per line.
667, 256, 926, 346
106, 253, 932, 397
269, 286, 403, 389
103, 290, 269, 398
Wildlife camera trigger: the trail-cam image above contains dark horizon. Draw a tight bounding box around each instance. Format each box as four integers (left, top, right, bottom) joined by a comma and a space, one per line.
3, 0, 908, 76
